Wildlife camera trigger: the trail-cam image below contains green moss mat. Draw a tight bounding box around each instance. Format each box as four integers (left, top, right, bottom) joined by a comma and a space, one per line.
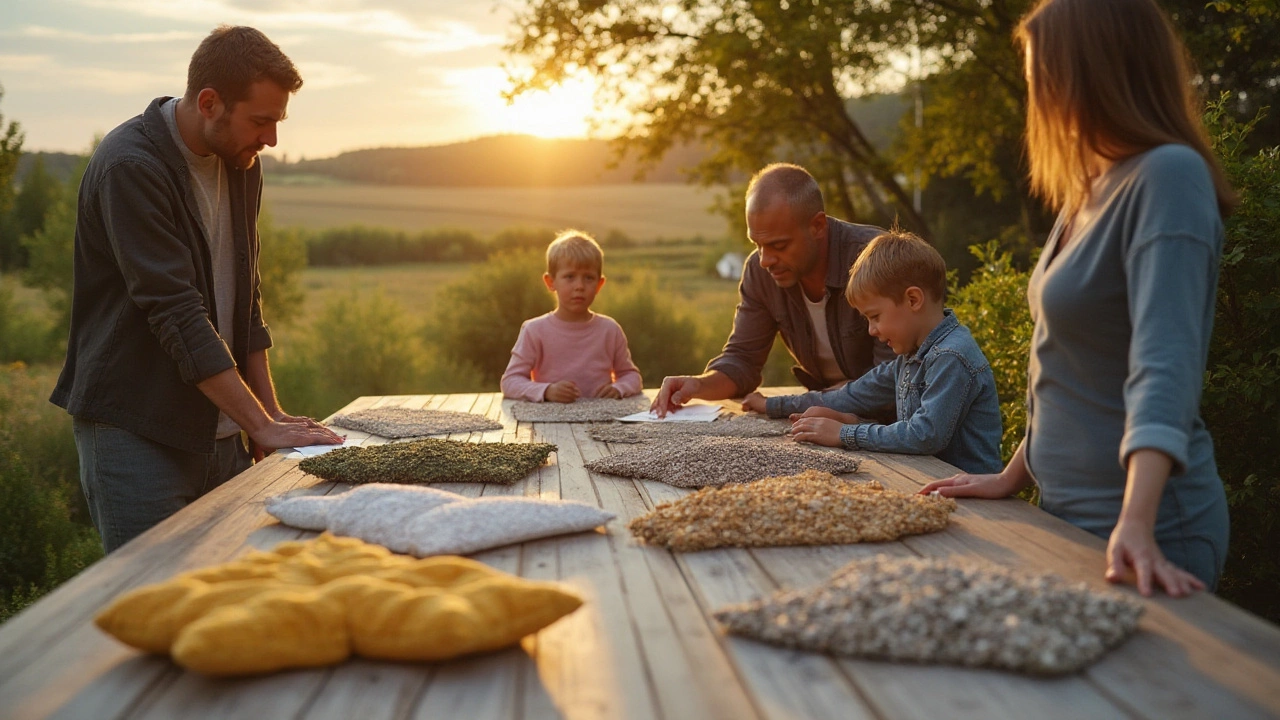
298, 439, 556, 485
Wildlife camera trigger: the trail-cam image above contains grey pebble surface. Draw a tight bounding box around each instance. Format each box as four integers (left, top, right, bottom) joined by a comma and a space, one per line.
713, 555, 1144, 675
329, 407, 502, 438
585, 436, 861, 487
589, 415, 790, 444
509, 396, 651, 422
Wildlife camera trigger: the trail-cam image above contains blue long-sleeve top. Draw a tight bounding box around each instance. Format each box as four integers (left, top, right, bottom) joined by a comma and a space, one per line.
765, 310, 1003, 474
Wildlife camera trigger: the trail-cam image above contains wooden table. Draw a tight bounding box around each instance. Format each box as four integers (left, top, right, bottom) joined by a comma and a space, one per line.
1, 391, 1278, 720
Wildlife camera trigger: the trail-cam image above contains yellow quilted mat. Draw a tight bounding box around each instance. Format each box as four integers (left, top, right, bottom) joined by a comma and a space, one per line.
95, 533, 582, 676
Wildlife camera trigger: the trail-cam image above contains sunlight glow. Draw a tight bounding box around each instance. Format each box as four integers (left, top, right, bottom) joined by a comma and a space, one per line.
446, 68, 626, 139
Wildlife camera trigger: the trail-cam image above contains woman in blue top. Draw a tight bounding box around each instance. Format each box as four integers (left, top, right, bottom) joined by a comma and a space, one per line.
922, 0, 1235, 598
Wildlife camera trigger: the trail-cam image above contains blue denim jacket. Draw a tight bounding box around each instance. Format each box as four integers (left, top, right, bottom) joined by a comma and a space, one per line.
765, 310, 1003, 473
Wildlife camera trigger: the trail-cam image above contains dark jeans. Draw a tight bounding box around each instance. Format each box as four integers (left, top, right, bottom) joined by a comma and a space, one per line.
73, 417, 252, 553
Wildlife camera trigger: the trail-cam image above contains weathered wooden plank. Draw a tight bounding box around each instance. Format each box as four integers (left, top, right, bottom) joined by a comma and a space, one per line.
571, 424, 763, 720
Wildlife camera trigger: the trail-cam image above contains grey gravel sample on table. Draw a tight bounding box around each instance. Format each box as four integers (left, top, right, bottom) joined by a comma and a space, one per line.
509, 396, 651, 422
714, 556, 1144, 675
328, 407, 502, 438
585, 436, 861, 488
628, 470, 956, 551
589, 415, 790, 444
298, 438, 556, 485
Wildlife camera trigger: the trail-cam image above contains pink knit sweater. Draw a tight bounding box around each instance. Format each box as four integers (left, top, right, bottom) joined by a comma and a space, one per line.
500, 312, 643, 402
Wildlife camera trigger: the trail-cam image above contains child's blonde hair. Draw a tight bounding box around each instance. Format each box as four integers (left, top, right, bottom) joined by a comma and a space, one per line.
846, 230, 947, 305
546, 230, 604, 276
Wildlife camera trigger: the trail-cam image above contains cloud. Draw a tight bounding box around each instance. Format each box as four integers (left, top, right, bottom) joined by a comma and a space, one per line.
295, 62, 370, 90
20, 26, 203, 43
0, 54, 171, 94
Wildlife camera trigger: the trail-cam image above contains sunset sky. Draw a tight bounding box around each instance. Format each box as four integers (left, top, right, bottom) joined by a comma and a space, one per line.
0, 0, 606, 159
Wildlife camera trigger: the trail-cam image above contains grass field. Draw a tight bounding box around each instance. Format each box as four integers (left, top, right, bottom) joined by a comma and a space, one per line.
263, 182, 731, 241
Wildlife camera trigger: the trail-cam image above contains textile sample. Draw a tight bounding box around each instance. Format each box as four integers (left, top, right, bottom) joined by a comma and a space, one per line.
95, 534, 582, 676
589, 414, 790, 444
509, 396, 650, 422
585, 436, 861, 487
329, 407, 502, 438
714, 555, 1144, 675
267, 483, 614, 556
628, 470, 955, 551
299, 438, 555, 485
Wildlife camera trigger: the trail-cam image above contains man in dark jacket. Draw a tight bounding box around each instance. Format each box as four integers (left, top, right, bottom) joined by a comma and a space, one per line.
653, 163, 894, 415
51, 26, 341, 552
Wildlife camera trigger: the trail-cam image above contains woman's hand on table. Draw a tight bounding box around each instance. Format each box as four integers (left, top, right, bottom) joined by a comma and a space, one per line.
918, 471, 1023, 499
1105, 518, 1205, 597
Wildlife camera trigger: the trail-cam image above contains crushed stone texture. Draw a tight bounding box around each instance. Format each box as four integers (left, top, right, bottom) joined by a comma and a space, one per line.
328, 407, 502, 438
585, 436, 861, 488
714, 555, 1144, 675
509, 396, 651, 423
589, 415, 790, 444
628, 470, 956, 551
299, 438, 555, 485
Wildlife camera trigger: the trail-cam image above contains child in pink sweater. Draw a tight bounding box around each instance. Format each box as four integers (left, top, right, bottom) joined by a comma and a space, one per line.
501, 230, 643, 402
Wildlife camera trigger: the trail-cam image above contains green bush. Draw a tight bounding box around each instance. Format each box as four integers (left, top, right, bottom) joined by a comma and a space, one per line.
425, 250, 554, 385
305, 226, 486, 266
949, 240, 1036, 464
0, 277, 59, 364
258, 211, 308, 327
595, 272, 704, 381
1201, 98, 1280, 621
273, 289, 485, 419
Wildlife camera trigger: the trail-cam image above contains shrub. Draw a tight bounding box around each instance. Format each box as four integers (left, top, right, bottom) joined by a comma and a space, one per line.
273, 289, 484, 419
1201, 98, 1280, 621
257, 211, 308, 327
595, 273, 704, 382
425, 250, 553, 386
305, 226, 486, 266
0, 277, 58, 364
949, 239, 1036, 464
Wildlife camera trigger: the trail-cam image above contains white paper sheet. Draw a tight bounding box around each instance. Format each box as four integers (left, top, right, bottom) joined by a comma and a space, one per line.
616, 404, 723, 423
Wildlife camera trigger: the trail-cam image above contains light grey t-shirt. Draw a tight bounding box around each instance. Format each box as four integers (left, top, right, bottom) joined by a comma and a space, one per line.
162, 98, 240, 439
1025, 143, 1229, 586
802, 292, 846, 385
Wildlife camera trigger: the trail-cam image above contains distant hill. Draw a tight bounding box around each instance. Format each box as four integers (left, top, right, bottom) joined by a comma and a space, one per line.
265, 135, 708, 186
15, 152, 85, 185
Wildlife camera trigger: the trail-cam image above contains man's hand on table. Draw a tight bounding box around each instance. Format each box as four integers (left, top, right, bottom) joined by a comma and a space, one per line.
652, 375, 704, 417
250, 417, 343, 460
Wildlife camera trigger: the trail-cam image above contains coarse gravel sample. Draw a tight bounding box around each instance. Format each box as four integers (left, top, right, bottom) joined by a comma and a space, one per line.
266, 484, 614, 556
585, 436, 861, 488
328, 407, 503, 438
298, 438, 556, 485
509, 396, 651, 422
714, 555, 1144, 675
589, 415, 790, 444
628, 470, 956, 551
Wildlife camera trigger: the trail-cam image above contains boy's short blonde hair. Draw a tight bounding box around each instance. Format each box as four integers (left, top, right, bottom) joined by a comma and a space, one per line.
846, 230, 947, 305
546, 230, 604, 276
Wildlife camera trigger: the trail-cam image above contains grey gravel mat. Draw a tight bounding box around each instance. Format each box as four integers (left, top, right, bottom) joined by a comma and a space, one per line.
329, 407, 502, 438
584, 436, 861, 488
509, 396, 650, 422
589, 415, 790, 443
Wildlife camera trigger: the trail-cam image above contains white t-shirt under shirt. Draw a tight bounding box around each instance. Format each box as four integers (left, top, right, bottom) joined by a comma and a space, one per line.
162, 98, 241, 439
803, 291, 847, 385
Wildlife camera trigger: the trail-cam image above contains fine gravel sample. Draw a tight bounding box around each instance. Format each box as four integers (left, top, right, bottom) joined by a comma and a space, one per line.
510, 396, 651, 423
298, 438, 555, 485
628, 470, 956, 551
329, 407, 502, 438
714, 556, 1145, 675
266, 484, 614, 556
589, 415, 790, 444
585, 436, 861, 488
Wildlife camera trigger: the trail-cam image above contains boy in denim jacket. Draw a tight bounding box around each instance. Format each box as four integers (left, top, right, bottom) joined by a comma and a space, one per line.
743, 230, 1002, 473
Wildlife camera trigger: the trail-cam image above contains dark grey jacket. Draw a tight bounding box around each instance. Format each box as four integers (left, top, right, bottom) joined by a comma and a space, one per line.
706, 217, 895, 394
51, 97, 272, 454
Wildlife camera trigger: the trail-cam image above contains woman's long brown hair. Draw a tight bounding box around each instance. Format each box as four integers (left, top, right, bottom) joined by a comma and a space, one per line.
1017, 0, 1235, 217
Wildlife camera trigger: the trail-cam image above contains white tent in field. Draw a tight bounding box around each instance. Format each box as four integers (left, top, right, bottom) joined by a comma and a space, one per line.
716, 252, 747, 280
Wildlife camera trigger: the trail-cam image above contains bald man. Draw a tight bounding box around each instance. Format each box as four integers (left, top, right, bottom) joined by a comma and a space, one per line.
653, 162, 894, 415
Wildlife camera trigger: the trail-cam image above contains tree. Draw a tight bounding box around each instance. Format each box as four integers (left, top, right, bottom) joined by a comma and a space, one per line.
4, 156, 62, 270
506, 0, 939, 236
0, 87, 25, 271
22, 148, 89, 347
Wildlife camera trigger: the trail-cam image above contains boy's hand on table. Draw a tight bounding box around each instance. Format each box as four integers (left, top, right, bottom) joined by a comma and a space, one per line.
788, 416, 843, 447
594, 384, 622, 399
544, 381, 581, 403
789, 406, 859, 425
741, 392, 767, 414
